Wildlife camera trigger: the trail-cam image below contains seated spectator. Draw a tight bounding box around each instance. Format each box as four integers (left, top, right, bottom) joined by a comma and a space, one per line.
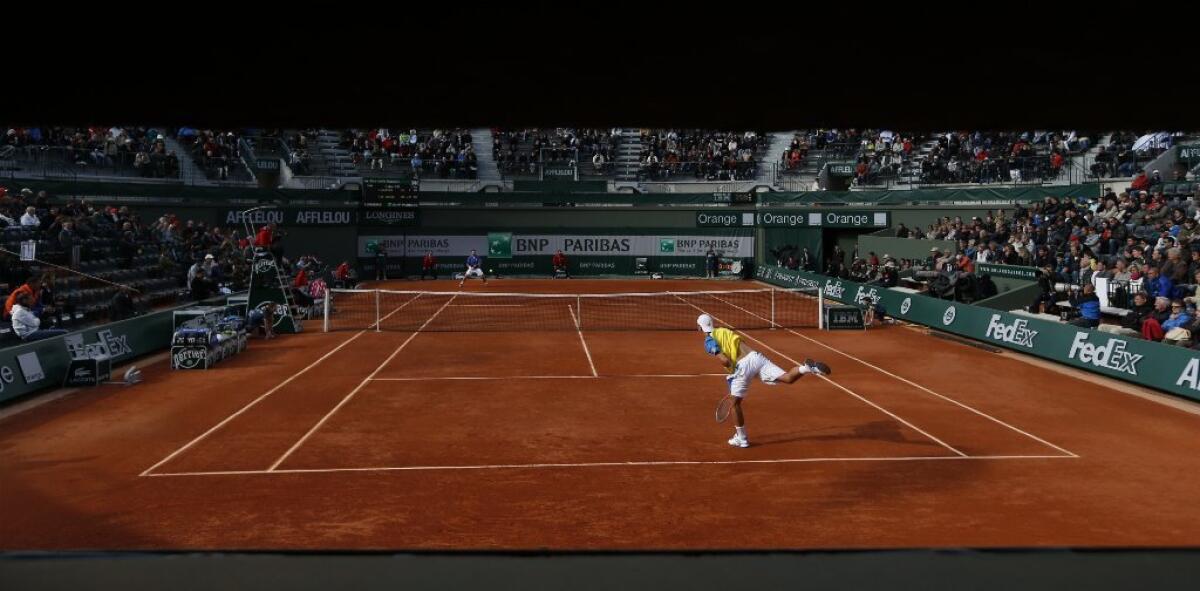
190, 270, 217, 301
11, 292, 67, 342
4, 276, 42, 320
20, 206, 39, 227
109, 288, 137, 321
1068, 283, 1101, 328
1116, 291, 1154, 336
1130, 170, 1150, 192
1142, 266, 1174, 301
1142, 297, 1172, 341
1161, 300, 1193, 345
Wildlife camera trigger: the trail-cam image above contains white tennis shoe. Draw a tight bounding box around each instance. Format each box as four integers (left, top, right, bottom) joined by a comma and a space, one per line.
727, 434, 749, 448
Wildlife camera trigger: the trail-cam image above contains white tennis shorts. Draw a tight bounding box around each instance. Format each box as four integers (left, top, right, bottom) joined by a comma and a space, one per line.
727, 351, 787, 398
464, 268, 485, 278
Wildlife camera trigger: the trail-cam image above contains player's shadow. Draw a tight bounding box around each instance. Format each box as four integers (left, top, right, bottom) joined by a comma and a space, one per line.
753, 421, 937, 447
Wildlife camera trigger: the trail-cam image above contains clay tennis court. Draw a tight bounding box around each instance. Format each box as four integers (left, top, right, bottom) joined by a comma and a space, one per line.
2, 278, 1200, 550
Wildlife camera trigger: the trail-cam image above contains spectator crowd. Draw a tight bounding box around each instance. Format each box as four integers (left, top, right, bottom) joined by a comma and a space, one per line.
342, 129, 478, 179
0, 185, 332, 345
3, 126, 181, 179
882, 181, 1200, 348
639, 130, 766, 182
492, 128, 619, 177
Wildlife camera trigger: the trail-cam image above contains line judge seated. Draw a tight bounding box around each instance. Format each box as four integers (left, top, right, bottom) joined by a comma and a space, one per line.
552, 249, 570, 279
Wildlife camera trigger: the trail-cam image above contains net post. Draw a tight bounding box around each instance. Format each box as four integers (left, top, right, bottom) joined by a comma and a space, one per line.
323, 290, 331, 332
771, 289, 776, 329
818, 286, 825, 330
375, 289, 381, 332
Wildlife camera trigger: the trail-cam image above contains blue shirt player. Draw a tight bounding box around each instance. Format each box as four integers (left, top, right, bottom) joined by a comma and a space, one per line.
459, 249, 488, 287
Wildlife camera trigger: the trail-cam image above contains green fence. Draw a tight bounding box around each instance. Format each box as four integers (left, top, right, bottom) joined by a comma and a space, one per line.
0, 296, 238, 403
754, 265, 1200, 402
358, 230, 755, 278
857, 236, 955, 263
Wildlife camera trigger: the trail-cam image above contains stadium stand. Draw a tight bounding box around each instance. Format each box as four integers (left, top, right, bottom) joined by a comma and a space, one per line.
336, 129, 479, 180
1, 126, 182, 180
178, 129, 253, 182
637, 129, 767, 182
780, 130, 1097, 187
0, 185, 256, 346
866, 181, 1200, 349
492, 128, 619, 179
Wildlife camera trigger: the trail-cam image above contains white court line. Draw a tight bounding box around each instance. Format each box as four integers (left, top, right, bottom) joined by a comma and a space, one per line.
678, 294, 968, 457
450, 305, 523, 308
267, 294, 459, 471
141, 454, 1077, 478
140, 294, 429, 476
368, 373, 729, 381
744, 285, 1078, 458
568, 304, 598, 377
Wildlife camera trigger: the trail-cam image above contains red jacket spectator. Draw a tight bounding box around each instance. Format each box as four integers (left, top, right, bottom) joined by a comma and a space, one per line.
293, 268, 309, 289
1131, 172, 1149, 191
422, 254, 436, 270
1050, 152, 1064, 170
254, 225, 273, 247
335, 262, 350, 281
957, 255, 975, 274
552, 252, 568, 268
4, 283, 37, 318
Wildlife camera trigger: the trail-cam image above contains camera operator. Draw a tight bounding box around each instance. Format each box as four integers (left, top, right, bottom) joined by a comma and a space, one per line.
1068, 282, 1102, 328
1030, 266, 1061, 314
876, 259, 899, 287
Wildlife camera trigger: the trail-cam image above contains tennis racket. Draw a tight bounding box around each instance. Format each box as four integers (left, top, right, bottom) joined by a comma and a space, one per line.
715, 394, 736, 423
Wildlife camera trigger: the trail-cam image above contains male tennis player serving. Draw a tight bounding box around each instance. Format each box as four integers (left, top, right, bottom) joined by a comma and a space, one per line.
698, 313, 830, 448
459, 249, 488, 287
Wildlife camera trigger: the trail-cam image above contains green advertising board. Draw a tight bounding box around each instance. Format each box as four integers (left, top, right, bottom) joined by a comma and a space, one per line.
976, 263, 1041, 281
0, 295, 241, 403
488, 232, 513, 259
754, 265, 1200, 403
756, 210, 891, 229
1180, 145, 1200, 162
695, 211, 756, 228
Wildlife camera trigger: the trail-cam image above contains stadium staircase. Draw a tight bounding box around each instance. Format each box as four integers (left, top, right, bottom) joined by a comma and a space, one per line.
315, 130, 359, 177
160, 135, 211, 186
614, 128, 642, 183
1077, 133, 1116, 182
470, 128, 502, 182
760, 131, 796, 186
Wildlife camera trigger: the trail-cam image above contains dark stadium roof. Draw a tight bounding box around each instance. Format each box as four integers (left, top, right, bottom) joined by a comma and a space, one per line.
7, 5, 1199, 129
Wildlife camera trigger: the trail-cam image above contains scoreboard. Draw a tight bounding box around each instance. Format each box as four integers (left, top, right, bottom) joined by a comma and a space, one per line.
361, 177, 419, 208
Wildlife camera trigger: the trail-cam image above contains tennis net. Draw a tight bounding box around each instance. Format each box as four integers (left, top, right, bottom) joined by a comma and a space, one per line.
323, 288, 823, 332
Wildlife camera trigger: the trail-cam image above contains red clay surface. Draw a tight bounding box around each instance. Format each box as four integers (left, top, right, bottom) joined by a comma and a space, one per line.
2, 278, 1200, 550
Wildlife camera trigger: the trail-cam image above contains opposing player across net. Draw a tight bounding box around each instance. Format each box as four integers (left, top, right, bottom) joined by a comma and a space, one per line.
323, 287, 824, 332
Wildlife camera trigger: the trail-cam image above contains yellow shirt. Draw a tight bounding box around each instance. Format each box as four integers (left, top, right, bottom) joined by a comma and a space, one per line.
711, 327, 742, 373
